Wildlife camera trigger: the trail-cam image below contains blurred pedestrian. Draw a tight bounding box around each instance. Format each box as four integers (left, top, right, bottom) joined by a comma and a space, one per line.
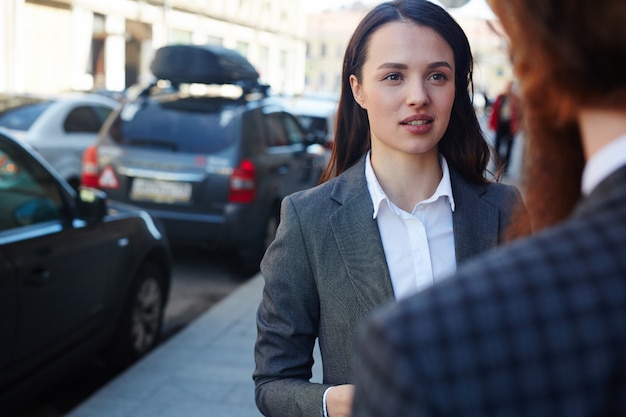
352, 0, 626, 415
253, 1, 529, 417
489, 80, 521, 173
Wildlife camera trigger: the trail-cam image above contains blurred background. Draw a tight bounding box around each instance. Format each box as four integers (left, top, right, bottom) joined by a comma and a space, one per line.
0, 0, 512, 100
0, 2, 520, 415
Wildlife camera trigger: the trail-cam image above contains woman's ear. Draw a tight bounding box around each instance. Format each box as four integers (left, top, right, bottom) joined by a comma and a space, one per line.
349, 74, 366, 109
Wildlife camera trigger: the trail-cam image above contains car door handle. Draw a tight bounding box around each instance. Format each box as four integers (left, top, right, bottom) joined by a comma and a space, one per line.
25, 266, 51, 287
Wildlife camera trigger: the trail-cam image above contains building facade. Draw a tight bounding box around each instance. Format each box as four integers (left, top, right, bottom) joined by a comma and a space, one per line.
304, 5, 368, 94
303, 0, 510, 97
0, 0, 307, 95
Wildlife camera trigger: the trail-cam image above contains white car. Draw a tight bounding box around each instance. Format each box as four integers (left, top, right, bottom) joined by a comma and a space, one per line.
276, 94, 338, 169
0, 92, 119, 188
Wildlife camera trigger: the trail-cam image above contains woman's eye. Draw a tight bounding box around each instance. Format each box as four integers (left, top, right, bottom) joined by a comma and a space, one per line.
430, 73, 449, 82
383, 73, 402, 81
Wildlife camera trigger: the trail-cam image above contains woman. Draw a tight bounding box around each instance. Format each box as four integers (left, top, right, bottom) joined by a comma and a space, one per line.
254, 2, 529, 417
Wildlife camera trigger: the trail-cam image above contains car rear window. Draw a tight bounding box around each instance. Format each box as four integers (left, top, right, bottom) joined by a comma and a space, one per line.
0, 101, 53, 131
111, 96, 239, 153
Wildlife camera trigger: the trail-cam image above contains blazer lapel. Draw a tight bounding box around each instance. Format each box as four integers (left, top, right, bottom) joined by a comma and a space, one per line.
325, 162, 503, 304
329, 158, 395, 307
450, 169, 500, 264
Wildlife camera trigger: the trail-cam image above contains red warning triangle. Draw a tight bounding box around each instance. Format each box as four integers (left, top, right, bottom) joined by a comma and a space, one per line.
99, 166, 119, 189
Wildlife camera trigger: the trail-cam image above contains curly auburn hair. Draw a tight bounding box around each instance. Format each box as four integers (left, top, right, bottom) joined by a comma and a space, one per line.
488, 0, 626, 231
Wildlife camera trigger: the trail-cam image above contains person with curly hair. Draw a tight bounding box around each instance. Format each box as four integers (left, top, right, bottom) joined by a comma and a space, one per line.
352, 0, 626, 415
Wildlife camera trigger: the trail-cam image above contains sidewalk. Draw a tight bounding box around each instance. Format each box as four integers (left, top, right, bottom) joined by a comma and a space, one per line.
67, 273, 266, 417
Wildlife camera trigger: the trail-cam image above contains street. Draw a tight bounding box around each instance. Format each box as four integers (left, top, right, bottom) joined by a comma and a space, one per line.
161, 243, 252, 340
16, 244, 255, 417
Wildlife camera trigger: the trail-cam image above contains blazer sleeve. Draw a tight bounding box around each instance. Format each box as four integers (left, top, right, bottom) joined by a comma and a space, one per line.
253, 195, 331, 417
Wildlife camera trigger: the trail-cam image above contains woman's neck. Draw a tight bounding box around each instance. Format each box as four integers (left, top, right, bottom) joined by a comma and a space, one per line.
370, 149, 443, 212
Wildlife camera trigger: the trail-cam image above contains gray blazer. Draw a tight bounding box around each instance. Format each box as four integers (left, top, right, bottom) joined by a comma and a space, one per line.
253, 156, 528, 417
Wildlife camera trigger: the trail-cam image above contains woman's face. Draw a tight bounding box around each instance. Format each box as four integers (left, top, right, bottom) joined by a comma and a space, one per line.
350, 21, 455, 161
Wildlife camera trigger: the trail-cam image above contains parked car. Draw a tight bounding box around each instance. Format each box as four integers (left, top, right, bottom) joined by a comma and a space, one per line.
0, 92, 119, 189
81, 44, 327, 271
277, 93, 338, 151
0, 129, 171, 413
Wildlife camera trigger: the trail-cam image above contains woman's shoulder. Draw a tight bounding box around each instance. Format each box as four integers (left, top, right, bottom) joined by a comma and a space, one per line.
451, 167, 521, 199
286, 159, 367, 207
478, 180, 526, 217
481, 179, 523, 199
483, 179, 520, 192
281, 178, 341, 223
451, 168, 524, 208
286, 177, 336, 205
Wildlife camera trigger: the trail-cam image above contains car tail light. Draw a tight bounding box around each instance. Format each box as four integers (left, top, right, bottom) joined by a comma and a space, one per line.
228, 159, 256, 203
81, 145, 100, 187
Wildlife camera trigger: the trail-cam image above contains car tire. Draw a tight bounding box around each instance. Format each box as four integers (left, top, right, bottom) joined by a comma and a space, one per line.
263, 208, 279, 250
107, 263, 166, 370
239, 205, 280, 275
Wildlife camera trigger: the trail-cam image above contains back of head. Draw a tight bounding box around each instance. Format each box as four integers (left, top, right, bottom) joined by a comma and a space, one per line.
490, 0, 626, 120
489, 0, 626, 230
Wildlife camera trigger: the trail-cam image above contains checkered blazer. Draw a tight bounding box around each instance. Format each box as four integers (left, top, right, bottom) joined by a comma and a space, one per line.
352, 165, 626, 416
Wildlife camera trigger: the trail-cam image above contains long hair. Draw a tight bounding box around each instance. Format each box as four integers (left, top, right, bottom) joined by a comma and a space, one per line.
319, 0, 491, 184
488, 0, 626, 231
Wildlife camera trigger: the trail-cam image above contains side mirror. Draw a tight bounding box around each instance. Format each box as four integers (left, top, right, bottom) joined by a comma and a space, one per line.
76, 186, 108, 224
305, 130, 327, 146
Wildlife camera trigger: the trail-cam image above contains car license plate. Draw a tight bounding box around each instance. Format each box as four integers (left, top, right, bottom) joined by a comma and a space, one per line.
130, 178, 192, 204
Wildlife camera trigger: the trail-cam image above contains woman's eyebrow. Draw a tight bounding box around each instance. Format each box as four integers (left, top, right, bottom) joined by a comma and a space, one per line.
376, 61, 453, 70
428, 61, 453, 70
376, 62, 408, 70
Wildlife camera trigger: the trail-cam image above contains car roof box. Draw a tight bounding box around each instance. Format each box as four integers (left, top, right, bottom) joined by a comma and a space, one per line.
150, 44, 259, 85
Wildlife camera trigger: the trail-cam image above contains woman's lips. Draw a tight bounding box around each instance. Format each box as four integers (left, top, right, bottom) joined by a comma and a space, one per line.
401, 117, 433, 134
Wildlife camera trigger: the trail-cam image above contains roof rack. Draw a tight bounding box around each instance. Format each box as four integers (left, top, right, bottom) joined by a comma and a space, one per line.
147, 44, 269, 99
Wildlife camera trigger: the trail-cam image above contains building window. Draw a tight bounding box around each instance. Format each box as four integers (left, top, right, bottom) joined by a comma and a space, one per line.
236, 42, 249, 58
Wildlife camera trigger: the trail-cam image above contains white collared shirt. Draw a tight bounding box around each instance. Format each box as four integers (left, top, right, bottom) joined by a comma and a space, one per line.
365, 152, 456, 299
582, 133, 626, 195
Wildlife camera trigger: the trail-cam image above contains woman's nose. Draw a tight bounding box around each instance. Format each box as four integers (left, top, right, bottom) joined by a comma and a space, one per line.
406, 80, 430, 107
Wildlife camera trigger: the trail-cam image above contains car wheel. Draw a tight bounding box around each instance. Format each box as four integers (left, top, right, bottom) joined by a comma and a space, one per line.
263, 209, 279, 250
239, 206, 280, 274
107, 263, 166, 370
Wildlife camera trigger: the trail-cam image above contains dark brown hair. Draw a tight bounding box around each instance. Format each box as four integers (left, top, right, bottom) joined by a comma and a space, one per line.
319, 0, 491, 184
488, 0, 626, 231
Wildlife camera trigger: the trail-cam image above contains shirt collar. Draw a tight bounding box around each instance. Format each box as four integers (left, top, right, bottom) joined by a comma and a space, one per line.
365, 151, 456, 219
582, 133, 626, 195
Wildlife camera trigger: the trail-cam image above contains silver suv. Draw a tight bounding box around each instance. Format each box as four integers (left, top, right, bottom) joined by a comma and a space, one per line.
82, 45, 326, 271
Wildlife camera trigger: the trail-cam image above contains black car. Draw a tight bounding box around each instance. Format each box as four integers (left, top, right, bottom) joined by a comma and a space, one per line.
0, 129, 171, 413
82, 45, 327, 271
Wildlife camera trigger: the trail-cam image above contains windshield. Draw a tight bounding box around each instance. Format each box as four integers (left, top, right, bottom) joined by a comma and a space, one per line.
110, 97, 240, 153
0, 100, 52, 131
